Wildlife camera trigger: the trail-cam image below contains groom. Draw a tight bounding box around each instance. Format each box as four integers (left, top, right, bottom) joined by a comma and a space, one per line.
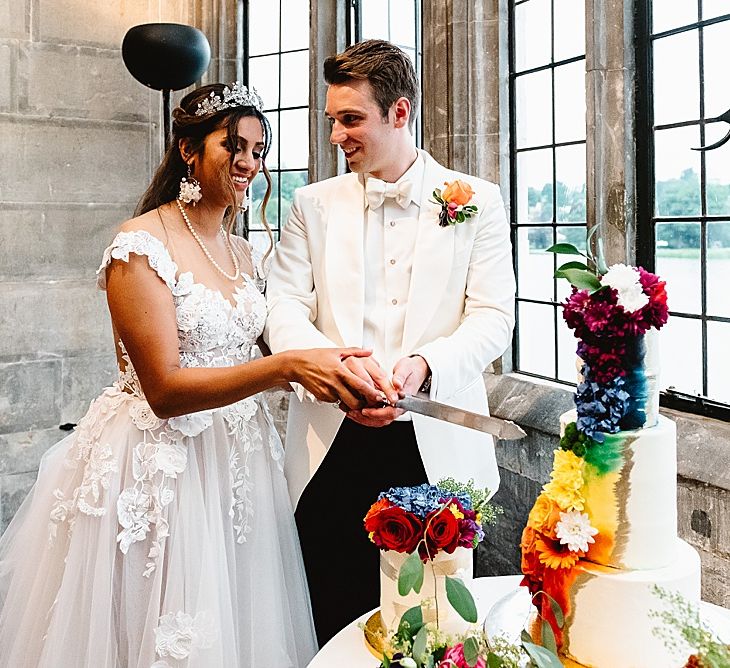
265, 39, 515, 644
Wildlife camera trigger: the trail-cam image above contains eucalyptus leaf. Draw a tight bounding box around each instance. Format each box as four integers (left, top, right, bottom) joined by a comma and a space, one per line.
548, 595, 565, 628
560, 268, 602, 292
397, 606, 424, 640
398, 552, 424, 596
541, 619, 557, 655
487, 653, 504, 668
412, 623, 429, 663
445, 576, 478, 623
463, 636, 480, 667
382, 654, 391, 668
522, 642, 564, 668
521, 629, 534, 645
545, 243, 585, 256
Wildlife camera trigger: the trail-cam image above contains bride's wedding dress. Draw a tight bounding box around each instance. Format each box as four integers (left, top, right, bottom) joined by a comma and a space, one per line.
0, 230, 317, 667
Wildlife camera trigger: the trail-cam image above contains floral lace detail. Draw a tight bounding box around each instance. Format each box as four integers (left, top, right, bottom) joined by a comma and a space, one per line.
154, 610, 217, 662
48, 387, 127, 542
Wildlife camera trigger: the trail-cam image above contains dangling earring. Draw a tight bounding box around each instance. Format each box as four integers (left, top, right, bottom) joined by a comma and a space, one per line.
238, 188, 251, 214
178, 164, 202, 205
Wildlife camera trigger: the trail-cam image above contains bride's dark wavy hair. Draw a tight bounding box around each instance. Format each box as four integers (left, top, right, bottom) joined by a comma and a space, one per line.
135, 83, 274, 262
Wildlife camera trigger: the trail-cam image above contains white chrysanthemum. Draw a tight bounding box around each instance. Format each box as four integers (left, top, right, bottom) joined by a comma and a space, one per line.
602, 263, 649, 313
556, 510, 599, 552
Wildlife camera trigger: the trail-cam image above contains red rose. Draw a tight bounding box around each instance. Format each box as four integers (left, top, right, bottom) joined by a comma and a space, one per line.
365, 505, 423, 554
421, 505, 460, 559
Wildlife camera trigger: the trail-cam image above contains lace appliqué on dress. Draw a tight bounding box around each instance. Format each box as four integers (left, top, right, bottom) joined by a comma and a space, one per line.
153, 610, 218, 663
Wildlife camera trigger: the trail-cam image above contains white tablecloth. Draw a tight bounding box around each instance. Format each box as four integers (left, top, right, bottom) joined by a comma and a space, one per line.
307, 575, 730, 667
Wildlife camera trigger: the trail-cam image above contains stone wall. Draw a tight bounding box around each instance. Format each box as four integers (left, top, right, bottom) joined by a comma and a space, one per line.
0, 0, 202, 531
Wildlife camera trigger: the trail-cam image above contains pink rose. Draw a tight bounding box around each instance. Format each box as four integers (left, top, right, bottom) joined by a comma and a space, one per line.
440, 643, 486, 668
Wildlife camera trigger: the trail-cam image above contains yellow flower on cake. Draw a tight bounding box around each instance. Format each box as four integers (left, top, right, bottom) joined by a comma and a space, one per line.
527, 493, 562, 538
542, 449, 586, 512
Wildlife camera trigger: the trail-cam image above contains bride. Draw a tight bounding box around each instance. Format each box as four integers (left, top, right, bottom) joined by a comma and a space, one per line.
0, 82, 387, 667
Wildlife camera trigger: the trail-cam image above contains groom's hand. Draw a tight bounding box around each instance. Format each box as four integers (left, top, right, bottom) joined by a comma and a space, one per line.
346, 355, 430, 427
338, 356, 399, 410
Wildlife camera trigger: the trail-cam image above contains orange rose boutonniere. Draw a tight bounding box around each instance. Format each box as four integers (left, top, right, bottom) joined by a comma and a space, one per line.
432, 179, 477, 227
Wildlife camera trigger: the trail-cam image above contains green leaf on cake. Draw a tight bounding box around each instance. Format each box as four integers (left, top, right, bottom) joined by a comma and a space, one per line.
445, 576, 478, 623
521, 629, 534, 645
558, 268, 602, 292
545, 243, 585, 256
398, 551, 425, 596
522, 642, 564, 668
412, 624, 429, 663
541, 619, 558, 654
397, 605, 424, 640
548, 595, 565, 629
463, 636, 480, 667
486, 653, 504, 668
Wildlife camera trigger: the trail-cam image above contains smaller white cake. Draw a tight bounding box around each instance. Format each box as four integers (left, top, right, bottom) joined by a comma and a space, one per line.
380, 547, 473, 636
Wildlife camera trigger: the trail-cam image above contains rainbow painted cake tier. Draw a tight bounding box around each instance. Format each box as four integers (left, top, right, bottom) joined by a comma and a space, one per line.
520, 263, 701, 667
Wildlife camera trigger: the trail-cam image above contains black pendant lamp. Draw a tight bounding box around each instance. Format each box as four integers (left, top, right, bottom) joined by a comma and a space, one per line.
122, 23, 211, 150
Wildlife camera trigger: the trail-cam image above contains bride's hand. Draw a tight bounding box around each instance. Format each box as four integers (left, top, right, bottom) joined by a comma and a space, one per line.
285, 348, 387, 409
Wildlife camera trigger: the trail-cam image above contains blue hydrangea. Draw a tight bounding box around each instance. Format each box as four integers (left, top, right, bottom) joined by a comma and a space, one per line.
575, 363, 630, 441
379, 483, 472, 518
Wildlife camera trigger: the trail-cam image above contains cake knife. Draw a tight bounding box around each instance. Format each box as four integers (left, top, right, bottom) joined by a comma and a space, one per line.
391, 393, 527, 440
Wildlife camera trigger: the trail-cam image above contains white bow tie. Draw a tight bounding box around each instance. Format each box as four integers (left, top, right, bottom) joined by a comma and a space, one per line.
365, 177, 413, 210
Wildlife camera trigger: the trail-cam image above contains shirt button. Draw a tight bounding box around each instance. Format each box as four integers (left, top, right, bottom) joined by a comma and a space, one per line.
391, 298, 398, 305
389, 221, 396, 227
389, 259, 396, 265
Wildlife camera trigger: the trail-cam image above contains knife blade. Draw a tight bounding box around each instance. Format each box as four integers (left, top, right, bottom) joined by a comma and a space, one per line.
393, 393, 527, 440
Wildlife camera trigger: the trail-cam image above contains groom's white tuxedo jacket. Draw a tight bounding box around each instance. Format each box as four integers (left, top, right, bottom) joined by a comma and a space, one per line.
265, 150, 515, 507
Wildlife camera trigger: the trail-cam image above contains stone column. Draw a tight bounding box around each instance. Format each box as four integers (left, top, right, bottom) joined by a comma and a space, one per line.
421, 0, 503, 183
585, 0, 637, 264
308, 0, 348, 182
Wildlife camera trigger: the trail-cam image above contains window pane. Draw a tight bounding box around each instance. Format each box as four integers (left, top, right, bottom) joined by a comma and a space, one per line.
280, 50, 309, 108
553, 61, 585, 143
516, 227, 555, 301
281, 0, 309, 51
654, 126, 701, 217
707, 321, 730, 403
518, 302, 556, 376
390, 1, 416, 47
707, 222, 730, 317
516, 148, 553, 223
515, 70, 553, 148
706, 143, 730, 215
702, 0, 730, 21
655, 222, 702, 315
252, 171, 279, 230
361, 0, 389, 40
249, 55, 280, 111
279, 170, 308, 225
249, 0, 281, 56
652, 3, 698, 34
265, 111, 279, 169
653, 31, 700, 126
555, 144, 586, 222
659, 316, 703, 395
553, 0, 585, 62
279, 108, 309, 169
702, 20, 730, 120
557, 311, 578, 383
514, 0, 551, 72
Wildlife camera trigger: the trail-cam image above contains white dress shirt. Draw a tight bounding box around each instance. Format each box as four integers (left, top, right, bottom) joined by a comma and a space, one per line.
363, 152, 425, 418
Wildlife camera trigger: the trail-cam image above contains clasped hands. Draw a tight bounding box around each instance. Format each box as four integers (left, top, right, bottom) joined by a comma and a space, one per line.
338, 353, 430, 428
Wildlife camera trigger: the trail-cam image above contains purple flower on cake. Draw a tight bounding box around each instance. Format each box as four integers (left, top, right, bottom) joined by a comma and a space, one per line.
555, 510, 598, 553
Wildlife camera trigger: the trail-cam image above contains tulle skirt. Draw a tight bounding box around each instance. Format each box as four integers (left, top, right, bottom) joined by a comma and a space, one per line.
0, 385, 317, 667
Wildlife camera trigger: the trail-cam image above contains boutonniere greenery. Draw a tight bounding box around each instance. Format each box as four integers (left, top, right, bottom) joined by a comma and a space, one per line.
431, 180, 478, 227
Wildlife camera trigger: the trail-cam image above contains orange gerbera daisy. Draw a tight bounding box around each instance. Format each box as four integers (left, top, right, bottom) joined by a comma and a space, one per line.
535, 535, 585, 570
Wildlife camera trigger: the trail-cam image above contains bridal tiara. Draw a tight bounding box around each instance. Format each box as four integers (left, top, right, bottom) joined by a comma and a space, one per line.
195, 82, 265, 116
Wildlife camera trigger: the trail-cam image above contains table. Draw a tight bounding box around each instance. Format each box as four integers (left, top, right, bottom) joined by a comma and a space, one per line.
307, 575, 730, 667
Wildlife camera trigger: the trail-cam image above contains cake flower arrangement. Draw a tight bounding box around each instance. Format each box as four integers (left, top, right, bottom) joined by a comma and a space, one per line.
365, 481, 562, 667
520, 240, 670, 648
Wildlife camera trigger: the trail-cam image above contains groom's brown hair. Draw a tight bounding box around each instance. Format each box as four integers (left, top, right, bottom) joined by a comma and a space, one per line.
323, 39, 419, 130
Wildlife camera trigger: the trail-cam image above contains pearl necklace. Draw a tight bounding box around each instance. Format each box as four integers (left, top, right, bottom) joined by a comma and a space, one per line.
176, 199, 240, 282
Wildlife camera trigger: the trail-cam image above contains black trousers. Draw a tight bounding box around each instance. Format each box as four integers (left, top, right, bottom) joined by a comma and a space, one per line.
295, 419, 428, 646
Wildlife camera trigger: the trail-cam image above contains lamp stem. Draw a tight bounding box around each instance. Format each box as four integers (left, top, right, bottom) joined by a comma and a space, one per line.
162, 89, 172, 151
